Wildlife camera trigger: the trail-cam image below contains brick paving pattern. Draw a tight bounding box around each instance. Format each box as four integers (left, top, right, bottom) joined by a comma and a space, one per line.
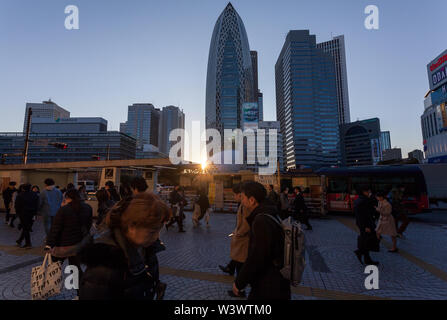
0, 210, 447, 300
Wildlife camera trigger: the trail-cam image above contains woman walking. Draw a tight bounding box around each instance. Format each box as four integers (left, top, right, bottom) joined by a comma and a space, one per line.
45, 189, 93, 272
79, 192, 171, 300
375, 192, 398, 253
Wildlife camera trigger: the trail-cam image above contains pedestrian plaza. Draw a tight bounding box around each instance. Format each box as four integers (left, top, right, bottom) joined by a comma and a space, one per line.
1, 211, 447, 300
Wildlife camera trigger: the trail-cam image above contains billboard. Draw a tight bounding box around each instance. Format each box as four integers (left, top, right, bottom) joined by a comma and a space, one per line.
428, 49, 447, 90
242, 102, 259, 130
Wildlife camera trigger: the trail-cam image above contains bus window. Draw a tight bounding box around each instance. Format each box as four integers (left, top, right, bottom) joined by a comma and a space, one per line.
327, 178, 348, 193
351, 177, 370, 195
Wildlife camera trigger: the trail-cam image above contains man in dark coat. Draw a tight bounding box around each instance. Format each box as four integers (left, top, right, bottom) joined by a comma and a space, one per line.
3, 181, 17, 225
233, 181, 291, 300
292, 187, 312, 230
354, 186, 379, 266
166, 185, 187, 232
15, 184, 39, 248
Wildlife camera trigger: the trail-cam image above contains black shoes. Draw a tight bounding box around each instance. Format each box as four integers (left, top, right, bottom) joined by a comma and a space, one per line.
219, 265, 234, 276
16, 240, 22, 247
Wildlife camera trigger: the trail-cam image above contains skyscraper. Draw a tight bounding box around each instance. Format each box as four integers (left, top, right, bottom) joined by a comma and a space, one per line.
317, 35, 351, 124
250, 50, 263, 121
380, 131, 391, 151
159, 105, 185, 156
24, 100, 70, 132
124, 103, 160, 150
276, 30, 340, 170
205, 3, 256, 137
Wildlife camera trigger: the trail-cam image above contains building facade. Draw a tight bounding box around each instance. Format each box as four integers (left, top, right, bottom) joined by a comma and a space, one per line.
382, 148, 403, 162
340, 118, 381, 166
31, 117, 108, 134
24, 100, 70, 132
408, 149, 424, 163
275, 30, 340, 170
259, 121, 284, 173
421, 49, 447, 164
250, 50, 263, 122
205, 3, 256, 138
380, 131, 391, 152
0, 132, 136, 164
123, 104, 161, 150
159, 106, 185, 156
317, 35, 351, 125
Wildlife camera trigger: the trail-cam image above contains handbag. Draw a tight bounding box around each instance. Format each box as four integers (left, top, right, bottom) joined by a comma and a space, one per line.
31, 253, 63, 300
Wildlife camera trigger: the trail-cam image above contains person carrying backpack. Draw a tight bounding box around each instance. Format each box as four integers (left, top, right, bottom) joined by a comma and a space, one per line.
232, 181, 291, 300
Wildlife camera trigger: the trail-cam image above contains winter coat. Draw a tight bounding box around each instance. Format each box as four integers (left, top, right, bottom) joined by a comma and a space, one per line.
354, 195, 376, 233
39, 187, 63, 217
79, 228, 164, 300
235, 202, 291, 300
279, 193, 290, 211
2, 187, 17, 205
230, 205, 250, 263
14, 191, 39, 224
46, 202, 93, 248
376, 199, 397, 236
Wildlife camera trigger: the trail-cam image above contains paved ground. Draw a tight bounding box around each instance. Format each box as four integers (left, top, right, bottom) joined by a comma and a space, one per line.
1, 209, 447, 300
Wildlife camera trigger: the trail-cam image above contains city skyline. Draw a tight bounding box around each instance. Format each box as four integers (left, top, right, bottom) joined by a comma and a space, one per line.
1, 0, 446, 161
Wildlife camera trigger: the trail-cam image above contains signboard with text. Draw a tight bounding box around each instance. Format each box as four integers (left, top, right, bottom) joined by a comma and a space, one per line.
428, 49, 447, 90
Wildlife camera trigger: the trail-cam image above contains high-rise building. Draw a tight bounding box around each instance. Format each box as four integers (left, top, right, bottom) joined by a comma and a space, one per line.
24, 100, 70, 132
382, 148, 402, 162
250, 51, 263, 121
275, 30, 340, 170
340, 118, 381, 166
408, 149, 424, 163
205, 3, 256, 138
159, 106, 185, 156
380, 131, 391, 152
421, 49, 447, 163
124, 104, 161, 150
317, 35, 351, 125
259, 121, 284, 173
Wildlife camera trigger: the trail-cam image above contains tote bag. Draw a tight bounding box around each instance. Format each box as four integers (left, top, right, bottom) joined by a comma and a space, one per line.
31, 253, 63, 300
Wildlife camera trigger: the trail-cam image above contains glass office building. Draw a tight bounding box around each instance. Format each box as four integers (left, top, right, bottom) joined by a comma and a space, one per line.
205, 3, 255, 135
0, 132, 136, 164
275, 30, 340, 170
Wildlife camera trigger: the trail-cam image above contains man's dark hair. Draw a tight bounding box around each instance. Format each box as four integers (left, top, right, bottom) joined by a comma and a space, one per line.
269, 184, 274, 190
105, 181, 115, 188
130, 176, 148, 192
44, 178, 55, 186
232, 183, 241, 194
376, 191, 386, 198
241, 181, 266, 204
67, 183, 75, 190
357, 185, 369, 195
22, 184, 31, 192
9, 181, 16, 186
294, 186, 302, 193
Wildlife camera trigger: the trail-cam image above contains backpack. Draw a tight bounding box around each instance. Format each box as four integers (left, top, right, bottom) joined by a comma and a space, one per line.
262, 214, 306, 286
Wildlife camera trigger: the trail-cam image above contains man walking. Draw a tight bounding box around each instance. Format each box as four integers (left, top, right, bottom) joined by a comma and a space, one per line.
166, 185, 187, 232
39, 178, 63, 236
292, 187, 312, 230
3, 181, 17, 226
354, 186, 379, 266
232, 181, 291, 300
267, 185, 279, 207
15, 184, 39, 248
389, 185, 410, 238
